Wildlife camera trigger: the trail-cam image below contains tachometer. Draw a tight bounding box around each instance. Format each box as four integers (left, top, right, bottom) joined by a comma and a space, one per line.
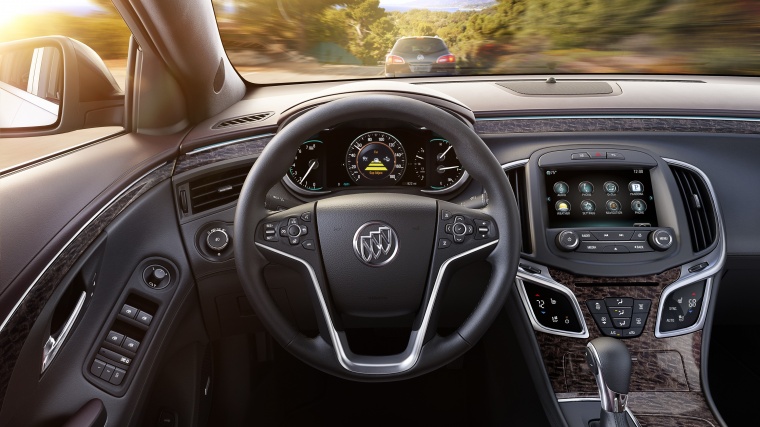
429, 138, 464, 190
345, 131, 406, 184
288, 140, 325, 191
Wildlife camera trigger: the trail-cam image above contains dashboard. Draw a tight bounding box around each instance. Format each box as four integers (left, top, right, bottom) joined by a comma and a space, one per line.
282, 120, 467, 195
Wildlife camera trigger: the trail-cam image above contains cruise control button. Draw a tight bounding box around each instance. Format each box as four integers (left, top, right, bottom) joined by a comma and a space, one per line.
586, 300, 607, 314
289, 236, 300, 245
301, 240, 315, 250
287, 217, 298, 225
602, 328, 622, 337
609, 307, 632, 317
603, 245, 629, 253
633, 299, 651, 313
604, 297, 634, 307
438, 238, 452, 249
300, 212, 311, 222
613, 318, 630, 328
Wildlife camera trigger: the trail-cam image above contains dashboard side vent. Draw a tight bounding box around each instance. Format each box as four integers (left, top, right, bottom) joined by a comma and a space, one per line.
670, 165, 717, 252
212, 112, 274, 129
188, 163, 253, 214
505, 165, 532, 253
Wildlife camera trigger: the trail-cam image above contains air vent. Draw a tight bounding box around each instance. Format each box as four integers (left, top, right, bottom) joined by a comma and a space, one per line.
505, 165, 532, 253
188, 163, 253, 214
212, 112, 273, 129
670, 165, 717, 252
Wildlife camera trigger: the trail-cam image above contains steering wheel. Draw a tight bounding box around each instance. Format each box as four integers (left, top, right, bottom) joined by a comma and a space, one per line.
235, 94, 520, 381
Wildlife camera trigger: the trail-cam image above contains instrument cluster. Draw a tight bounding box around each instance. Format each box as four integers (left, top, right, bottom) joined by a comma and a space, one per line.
284, 124, 467, 195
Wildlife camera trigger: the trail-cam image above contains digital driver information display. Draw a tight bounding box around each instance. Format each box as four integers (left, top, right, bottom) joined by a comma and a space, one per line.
545, 169, 658, 228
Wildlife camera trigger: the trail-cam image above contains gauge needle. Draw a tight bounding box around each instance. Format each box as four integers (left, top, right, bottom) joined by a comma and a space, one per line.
300, 160, 317, 184
416, 155, 424, 160
437, 165, 460, 172
437, 146, 453, 161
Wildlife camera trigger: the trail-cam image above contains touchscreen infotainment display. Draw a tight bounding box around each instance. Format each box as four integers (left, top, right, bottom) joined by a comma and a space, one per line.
545, 169, 657, 228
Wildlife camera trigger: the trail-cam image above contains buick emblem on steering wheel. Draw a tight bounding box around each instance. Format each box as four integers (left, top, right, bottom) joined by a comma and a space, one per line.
353, 222, 399, 267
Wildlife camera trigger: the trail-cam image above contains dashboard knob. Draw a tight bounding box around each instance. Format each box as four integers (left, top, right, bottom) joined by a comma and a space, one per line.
556, 230, 580, 252
206, 228, 230, 252
649, 229, 674, 251
143, 265, 171, 289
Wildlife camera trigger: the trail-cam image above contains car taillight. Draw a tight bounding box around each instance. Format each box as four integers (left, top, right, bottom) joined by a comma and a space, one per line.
436, 54, 455, 63
386, 55, 405, 64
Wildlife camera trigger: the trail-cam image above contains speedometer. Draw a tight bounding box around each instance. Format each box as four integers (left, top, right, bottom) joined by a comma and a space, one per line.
345, 131, 406, 184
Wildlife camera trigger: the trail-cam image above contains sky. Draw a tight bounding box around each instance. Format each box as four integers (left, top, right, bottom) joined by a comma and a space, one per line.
0, 0, 100, 26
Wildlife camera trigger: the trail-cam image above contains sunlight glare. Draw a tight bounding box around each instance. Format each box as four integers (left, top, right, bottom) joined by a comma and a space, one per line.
0, 0, 97, 26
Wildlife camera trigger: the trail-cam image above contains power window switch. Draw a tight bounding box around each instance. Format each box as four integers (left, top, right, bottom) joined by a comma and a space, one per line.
123, 337, 140, 352
90, 359, 106, 377
110, 368, 126, 385
136, 311, 153, 326
120, 304, 138, 319
106, 330, 125, 346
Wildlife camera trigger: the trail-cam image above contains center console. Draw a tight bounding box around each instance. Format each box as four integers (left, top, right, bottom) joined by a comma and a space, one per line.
509, 145, 725, 427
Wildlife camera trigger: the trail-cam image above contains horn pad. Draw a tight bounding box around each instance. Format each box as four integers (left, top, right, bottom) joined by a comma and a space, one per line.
316, 193, 437, 318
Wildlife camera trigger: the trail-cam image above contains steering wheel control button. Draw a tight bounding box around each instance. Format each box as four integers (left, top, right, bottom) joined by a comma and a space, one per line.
473, 219, 492, 240
556, 230, 580, 251
120, 304, 138, 319
301, 240, 315, 250
522, 281, 583, 333
659, 280, 706, 333
300, 225, 308, 235
352, 222, 399, 266
587, 300, 607, 314
279, 227, 288, 237
287, 225, 301, 236
106, 331, 125, 346
287, 217, 298, 225
452, 223, 466, 235
441, 210, 452, 220
438, 238, 452, 249
444, 224, 453, 234
136, 311, 153, 326
300, 212, 311, 222
142, 265, 171, 289
571, 152, 591, 160
289, 236, 300, 245
649, 229, 674, 250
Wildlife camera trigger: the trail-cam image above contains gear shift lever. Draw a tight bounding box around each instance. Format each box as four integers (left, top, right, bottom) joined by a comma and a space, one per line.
585, 337, 632, 427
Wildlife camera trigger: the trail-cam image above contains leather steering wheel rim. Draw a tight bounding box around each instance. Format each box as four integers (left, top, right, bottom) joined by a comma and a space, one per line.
234, 94, 520, 381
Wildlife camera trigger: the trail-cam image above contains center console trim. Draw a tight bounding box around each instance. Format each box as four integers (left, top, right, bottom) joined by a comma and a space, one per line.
558, 397, 642, 427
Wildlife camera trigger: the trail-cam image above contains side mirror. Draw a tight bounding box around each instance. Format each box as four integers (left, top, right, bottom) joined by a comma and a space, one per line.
0, 36, 124, 137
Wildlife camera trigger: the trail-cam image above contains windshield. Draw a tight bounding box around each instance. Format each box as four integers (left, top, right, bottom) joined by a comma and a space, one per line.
214, 0, 760, 84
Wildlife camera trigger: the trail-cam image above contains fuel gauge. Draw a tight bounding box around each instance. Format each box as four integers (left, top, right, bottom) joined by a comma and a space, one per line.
428, 138, 464, 190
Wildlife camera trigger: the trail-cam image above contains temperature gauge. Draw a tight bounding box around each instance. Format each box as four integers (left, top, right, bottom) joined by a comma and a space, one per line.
428, 138, 464, 190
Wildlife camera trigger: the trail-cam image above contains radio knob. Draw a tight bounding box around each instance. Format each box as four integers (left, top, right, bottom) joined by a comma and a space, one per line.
556, 230, 580, 252
649, 229, 674, 251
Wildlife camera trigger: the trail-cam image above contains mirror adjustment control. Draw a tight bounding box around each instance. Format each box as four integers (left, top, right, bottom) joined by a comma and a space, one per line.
206, 228, 229, 251
143, 265, 171, 289
556, 230, 580, 251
